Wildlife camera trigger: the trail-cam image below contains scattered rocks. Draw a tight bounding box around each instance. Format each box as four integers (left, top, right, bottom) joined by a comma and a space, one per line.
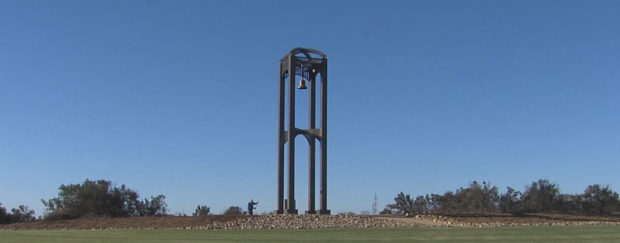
193, 215, 423, 230
407, 214, 620, 228
2, 214, 619, 230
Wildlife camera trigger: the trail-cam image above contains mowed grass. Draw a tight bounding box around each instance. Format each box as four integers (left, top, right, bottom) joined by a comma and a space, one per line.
1, 226, 620, 243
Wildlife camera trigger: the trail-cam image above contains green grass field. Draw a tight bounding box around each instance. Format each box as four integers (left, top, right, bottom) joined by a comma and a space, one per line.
1, 226, 619, 243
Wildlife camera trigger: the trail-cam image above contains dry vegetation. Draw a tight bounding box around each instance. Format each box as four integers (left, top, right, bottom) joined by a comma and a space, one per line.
1, 214, 619, 230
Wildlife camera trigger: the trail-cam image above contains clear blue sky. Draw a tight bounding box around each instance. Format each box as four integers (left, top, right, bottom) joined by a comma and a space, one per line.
1, 0, 619, 215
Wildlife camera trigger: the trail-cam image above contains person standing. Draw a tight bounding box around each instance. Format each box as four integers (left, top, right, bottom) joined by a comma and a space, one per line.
247, 199, 259, 215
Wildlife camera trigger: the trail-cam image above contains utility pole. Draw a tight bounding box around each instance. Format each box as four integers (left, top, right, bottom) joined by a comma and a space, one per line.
372, 193, 378, 215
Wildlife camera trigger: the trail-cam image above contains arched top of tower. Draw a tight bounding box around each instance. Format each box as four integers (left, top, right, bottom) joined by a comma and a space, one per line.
289, 47, 327, 59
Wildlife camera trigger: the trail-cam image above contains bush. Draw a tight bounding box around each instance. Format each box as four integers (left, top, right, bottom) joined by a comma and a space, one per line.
337, 212, 357, 216
379, 207, 393, 215
223, 206, 242, 215
138, 195, 168, 216
193, 205, 210, 216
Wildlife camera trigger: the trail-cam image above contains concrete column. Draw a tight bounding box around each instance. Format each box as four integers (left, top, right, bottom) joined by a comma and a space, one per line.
319, 64, 330, 215
277, 63, 285, 214
307, 72, 316, 214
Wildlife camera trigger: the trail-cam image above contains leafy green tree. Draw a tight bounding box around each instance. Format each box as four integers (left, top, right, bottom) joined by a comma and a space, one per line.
521, 179, 560, 213
10, 205, 35, 222
557, 194, 583, 214
1, 203, 36, 224
413, 196, 429, 214
42, 179, 165, 219
426, 194, 442, 213
42, 180, 115, 219
138, 195, 168, 216
453, 181, 499, 214
499, 187, 523, 215
108, 184, 141, 217
388, 192, 415, 215
385, 180, 620, 215
193, 205, 211, 216
582, 184, 620, 215
0, 203, 10, 224
431, 192, 457, 214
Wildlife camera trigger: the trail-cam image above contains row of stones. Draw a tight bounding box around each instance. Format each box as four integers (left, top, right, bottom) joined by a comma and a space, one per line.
170, 215, 620, 230
414, 214, 620, 227
179, 215, 421, 230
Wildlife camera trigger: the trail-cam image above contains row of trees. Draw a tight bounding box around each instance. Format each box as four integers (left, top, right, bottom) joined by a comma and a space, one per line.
42, 179, 168, 220
191, 205, 249, 216
4, 176, 248, 224
187, 180, 618, 217
385, 180, 620, 216
193, 205, 211, 216
0, 204, 35, 224
192, 205, 248, 216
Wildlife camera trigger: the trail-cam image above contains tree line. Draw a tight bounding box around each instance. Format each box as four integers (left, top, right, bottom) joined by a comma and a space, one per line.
1, 179, 168, 223
384, 179, 620, 216
40, 179, 169, 220
1, 179, 250, 224
0, 204, 35, 224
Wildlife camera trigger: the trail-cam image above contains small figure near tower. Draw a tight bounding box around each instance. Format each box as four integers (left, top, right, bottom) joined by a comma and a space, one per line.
248, 199, 259, 215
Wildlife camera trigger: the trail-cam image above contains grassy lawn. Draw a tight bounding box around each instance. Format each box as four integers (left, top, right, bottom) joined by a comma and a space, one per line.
1, 226, 619, 243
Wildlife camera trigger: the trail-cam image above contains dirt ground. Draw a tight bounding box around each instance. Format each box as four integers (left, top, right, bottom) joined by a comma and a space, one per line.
0, 215, 242, 230
1, 214, 619, 230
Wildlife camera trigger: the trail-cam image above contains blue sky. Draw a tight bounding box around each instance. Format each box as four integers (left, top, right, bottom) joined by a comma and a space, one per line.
1, 0, 619, 215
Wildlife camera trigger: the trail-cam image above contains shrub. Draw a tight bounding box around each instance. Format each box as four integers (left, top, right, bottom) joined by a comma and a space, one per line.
223, 206, 242, 215
193, 205, 211, 216
138, 195, 168, 216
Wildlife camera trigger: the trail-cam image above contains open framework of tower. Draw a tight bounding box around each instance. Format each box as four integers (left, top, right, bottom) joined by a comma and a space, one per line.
277, 48, 330, 214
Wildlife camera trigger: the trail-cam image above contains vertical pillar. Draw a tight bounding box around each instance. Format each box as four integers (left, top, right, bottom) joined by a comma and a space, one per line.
287, 54, 298, 214
307, 72, 316, 214
277, 64, 285, 214
319, 63, 330, 215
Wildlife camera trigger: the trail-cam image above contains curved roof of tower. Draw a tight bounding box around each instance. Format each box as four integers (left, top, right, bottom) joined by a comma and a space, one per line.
289, 47, 326, 59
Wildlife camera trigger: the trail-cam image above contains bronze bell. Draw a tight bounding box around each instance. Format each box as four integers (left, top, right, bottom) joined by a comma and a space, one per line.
297, 79, 307, 89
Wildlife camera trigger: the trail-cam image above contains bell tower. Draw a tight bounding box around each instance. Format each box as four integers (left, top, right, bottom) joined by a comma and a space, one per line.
277, 48, 330, 215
